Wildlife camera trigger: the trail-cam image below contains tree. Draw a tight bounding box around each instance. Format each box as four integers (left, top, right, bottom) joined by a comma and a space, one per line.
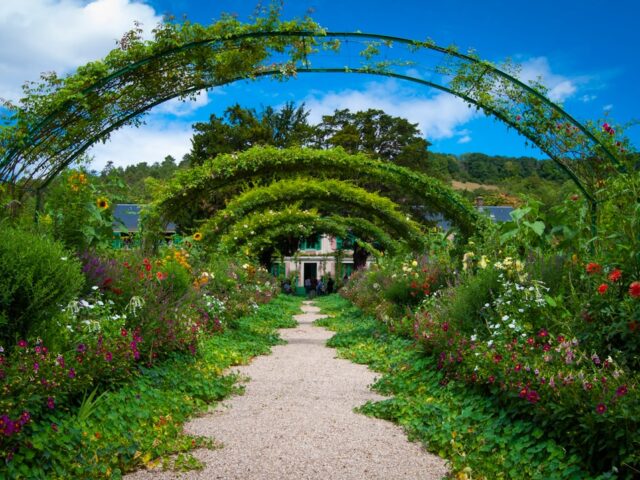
187, 102, 314, 165
314, 109, 432, 173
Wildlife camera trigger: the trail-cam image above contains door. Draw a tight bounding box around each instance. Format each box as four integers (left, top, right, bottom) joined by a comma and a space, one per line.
304, 262, 317, 283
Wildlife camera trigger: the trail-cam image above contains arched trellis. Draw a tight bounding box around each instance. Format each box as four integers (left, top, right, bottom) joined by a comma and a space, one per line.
218, 207, 403, 255
0, 21, 627, 219
156, 146, 481, 237
200, 178, 427, 249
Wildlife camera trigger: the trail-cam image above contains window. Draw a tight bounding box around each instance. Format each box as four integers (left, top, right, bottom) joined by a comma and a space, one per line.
300, 234, 321, 250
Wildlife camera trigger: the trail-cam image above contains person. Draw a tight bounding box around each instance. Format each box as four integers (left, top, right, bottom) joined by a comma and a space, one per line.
283, 279, 292, 294
316, 278, 324, 296
304, 277, 312, 296
327, 275, 334, 294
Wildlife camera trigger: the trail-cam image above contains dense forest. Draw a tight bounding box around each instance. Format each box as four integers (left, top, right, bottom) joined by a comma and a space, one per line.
90, 103, 581, 207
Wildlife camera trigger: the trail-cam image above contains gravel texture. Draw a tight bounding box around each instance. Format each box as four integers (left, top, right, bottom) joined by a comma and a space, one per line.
125, 301, 448, 479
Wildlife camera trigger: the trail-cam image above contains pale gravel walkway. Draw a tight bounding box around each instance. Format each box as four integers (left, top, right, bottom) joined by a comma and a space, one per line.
125, 301, 448, 480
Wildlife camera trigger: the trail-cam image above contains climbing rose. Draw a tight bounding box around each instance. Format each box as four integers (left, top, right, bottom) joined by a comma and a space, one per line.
629, 281, 640, 298
608, 269, 622, 282
597, 284, 609, 295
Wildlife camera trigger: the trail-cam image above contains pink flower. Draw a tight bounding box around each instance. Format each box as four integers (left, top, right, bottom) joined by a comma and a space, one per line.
17, 340, 27, 348
616, 385, 628, 397
47, 397, 55, 409
595, 403, 607, 414
104, 352, 113, 362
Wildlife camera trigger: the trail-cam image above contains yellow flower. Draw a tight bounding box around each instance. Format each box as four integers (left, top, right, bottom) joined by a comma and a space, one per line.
96, 197, 109, 210
478, 255, 489, 269
411, 260, 418, 267
193, 232, 203, 241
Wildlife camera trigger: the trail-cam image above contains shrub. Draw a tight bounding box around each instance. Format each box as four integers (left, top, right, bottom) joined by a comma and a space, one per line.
0, 228, 84, 345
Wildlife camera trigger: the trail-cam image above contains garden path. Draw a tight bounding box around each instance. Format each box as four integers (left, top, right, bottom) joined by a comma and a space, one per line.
125, 301, 448, 479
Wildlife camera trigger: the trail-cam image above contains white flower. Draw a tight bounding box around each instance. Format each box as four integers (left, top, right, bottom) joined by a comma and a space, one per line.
60, 257, 68, 261
487, 340, 494, 348
501, 315, 509, 321
518, 308, 524, 313
79, 300, 90, 308
92, 286, 99, 291
484, 303, 490, 308
470, 334, 477, 342
0, 346, 4, 353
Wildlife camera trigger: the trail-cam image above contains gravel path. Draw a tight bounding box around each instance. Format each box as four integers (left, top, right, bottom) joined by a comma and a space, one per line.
125, 301, 448, 480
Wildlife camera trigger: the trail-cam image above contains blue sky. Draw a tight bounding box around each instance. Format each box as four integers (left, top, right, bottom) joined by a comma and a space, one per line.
0, 0, 638, 169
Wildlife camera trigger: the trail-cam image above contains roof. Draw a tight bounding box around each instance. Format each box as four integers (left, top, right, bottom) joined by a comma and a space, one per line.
425, 205, 514, 230
113, 204, 176, 233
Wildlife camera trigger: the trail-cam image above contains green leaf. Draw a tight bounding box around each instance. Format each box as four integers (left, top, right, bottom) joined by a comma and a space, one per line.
509, 207, 531, 221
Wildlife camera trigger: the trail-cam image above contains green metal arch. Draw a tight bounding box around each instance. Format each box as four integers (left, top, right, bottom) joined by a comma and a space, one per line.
1, 27, 621, 217
201, 177, 427, 249
157, 145, 481, 238
219, 207, 402, 256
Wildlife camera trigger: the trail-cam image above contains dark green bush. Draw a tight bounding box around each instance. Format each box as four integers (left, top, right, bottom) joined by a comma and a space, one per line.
0, 228, 84, 344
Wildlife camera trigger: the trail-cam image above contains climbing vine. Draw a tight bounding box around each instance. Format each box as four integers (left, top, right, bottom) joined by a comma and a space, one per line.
218, 206, 403, 255
199, 177, 426, 249
154, 146, 482, 238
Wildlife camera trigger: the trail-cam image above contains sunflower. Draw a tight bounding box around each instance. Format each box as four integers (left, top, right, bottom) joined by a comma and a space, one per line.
96, 197, 109, 210
193, 232, 203, 241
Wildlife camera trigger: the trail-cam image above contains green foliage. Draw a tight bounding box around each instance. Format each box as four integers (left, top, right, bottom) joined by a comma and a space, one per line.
0, 227, 84, 344
201, 177, 428, 250
314, 296, 599, 479
153, 145, 481, 240
43, 170, 115, 251
1, 295, 302, 479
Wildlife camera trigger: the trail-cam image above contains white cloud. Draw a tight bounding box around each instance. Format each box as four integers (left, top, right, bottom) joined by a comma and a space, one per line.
86, 119, 193, 170
603, 104, 613, 111
517, 57, 577, 102
304, 80, 476, 140
457, 135, 472, 144
154, 91, 212, 117
580, 94, 597, 103
0, 0, 162, 102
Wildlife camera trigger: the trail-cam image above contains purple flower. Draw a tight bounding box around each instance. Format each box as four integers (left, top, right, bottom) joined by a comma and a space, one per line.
76, 343, 87, 354
68, 368, 76, 379
104, 352, 113, 362
33, 362, 39, 372
56, 355, 65, 368
616, 385, 628, 397
47, 397, 55, 409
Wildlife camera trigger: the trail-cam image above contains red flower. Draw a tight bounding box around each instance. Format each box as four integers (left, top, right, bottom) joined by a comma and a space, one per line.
156, 271, 166, 281
616, 385, 628, 397
47, 397, 55, 409
538, 329, 548, 338
570, 194, 579, 201
629, 320, 639, 332
17, 340, 27, 348
586, 262, 601, 275
121, 328, 128, 337
145, 263, 152, 272
527, 390, 540, 404
629, 281, 640, 298
519, 387, 528, 398
595, 403, 607, 415
597, 283, 609, 295
608, 269, 622, 282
